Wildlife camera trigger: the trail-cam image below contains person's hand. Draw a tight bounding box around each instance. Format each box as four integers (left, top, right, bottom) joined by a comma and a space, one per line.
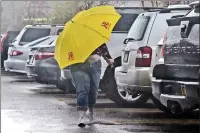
108, 58, 114, 65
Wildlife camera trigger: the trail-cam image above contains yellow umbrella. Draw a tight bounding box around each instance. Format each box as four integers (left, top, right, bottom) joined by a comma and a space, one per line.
55, 6, 121, 69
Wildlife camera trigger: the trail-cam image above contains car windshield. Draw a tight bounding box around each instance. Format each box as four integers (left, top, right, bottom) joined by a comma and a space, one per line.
127, 15, 150, 41
20, 28, 51, 45
112, 13, 138, 33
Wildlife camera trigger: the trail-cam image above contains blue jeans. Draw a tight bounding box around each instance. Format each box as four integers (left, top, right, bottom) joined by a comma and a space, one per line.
69, 60, 101, 110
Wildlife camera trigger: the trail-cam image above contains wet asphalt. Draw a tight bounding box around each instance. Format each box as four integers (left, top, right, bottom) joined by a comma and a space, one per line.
1, 71, 200, 133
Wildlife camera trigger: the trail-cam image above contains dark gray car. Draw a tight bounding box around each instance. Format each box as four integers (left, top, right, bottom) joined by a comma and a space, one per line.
151, 1, 200, 115
26, 37, 75, 93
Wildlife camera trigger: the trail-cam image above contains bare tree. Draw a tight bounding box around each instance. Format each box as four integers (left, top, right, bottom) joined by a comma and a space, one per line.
50, 1, 126, 24
141, 1, 144, 7
151, 1, 154, 7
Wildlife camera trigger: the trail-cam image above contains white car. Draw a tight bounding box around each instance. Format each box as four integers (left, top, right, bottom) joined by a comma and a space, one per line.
114, 6, 191, 107
58, 7, 163, 95
4, 36, 57, 73
5, 24, 64, 73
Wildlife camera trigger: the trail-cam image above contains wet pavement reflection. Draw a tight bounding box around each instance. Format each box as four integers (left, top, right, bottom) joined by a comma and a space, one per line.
1, 72, 200, 133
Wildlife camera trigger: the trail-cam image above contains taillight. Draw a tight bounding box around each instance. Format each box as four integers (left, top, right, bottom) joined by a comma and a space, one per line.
162, 33, 167, 57
35, 52, 54, 60
135, 46, 152, 67
10, 50, 23, 56
0, 33, 8, 52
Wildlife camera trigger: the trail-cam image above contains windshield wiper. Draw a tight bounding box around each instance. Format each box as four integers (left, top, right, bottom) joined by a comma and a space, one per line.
123, 38, 135, 44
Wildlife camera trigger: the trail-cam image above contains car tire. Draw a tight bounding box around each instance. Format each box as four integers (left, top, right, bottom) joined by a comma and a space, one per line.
102, 65, 149, 107
151, 95, 171, 113
56, 79, 76, 94
35, 76, 47, 84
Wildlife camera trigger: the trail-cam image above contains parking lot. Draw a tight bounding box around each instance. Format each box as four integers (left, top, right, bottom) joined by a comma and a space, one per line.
1, 71, 200, 133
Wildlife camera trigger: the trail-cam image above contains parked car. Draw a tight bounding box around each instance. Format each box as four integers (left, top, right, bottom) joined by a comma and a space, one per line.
26, 38, 57, 81
59, 7, 164, 94
26, 38, 76, 93
151, 1, 200, 115
5, 24, 64, 73
4, 36, 57, 73
114, 6, 192, 107
1, 31, 20, 69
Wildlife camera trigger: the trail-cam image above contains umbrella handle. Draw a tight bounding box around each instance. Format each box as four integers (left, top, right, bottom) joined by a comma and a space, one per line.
110, 64, 115, 69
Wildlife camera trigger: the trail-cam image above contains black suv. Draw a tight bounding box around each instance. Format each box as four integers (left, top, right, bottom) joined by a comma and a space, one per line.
151, 1, 199, 115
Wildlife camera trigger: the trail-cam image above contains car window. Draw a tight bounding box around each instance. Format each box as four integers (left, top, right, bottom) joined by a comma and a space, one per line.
20, 28, 51, 45
8, 31, 20, 42
112, 14, 138, 33
148, 12, 189, 46
36, 37, 57, 46
57, 29, 63, 35
186, 6, 199, 16
39, 46, 55, 52
127, 15, 150, 41
28, 37, 50, 47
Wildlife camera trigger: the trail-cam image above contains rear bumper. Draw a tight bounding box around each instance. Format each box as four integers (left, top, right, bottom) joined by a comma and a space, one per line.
152, 78, 200, 111
26, 64, 59, 84
26, 65, 37, 77
115, 66, 152, 93
4, 59, 26, 73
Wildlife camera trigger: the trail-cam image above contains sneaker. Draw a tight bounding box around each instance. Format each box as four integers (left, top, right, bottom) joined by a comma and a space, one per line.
77, 110, 87, 127
86, 109, 99, 124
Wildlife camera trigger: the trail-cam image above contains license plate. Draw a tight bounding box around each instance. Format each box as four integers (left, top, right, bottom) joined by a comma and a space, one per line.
180, 84, 186, 96
29, 56, 34, 64
123, 52, 129, 63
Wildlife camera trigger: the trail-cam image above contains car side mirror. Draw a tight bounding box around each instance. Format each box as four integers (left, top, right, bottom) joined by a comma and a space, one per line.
123, 39, 128, 45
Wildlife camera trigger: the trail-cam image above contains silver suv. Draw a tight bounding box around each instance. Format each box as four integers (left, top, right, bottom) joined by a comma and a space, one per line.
114, 7, 191, 107
5, 24, 64, 73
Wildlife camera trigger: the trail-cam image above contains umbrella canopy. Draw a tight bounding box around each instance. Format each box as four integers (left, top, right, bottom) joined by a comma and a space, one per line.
54, 6, 121, 69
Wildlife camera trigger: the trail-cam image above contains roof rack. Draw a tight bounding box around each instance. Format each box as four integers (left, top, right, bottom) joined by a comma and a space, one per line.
189, 1, 199, 8
115, 7, 163, 10
32, 24, 51, 26
159, 7, 192, 13
148, 9, 163, 12
51, 24, 65, 27
32, 24, 65, 27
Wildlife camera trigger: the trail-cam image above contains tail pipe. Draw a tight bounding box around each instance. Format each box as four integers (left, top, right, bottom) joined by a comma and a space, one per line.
167, 101, 182, 114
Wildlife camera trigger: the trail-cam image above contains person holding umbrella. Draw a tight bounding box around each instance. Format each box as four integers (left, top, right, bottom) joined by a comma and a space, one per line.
70, 43, 114, 126
54, 6, 121, 127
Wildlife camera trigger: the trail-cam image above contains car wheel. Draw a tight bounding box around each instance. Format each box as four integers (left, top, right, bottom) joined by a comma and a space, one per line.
151, 95, 171, 113
103, 66, 149, 107
35, 76, 47, 84
57, 79, 76, 94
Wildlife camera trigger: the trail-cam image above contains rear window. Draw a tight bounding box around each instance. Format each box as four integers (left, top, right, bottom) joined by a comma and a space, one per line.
28, 37, 50, 47
39, 46, 55, 52
8, 31, 20, 40
34, 36, 57, 47
20, 28, 51, 44
112, 14, 138, 33
186, 6, 199, 17
127, 15, 150, 41
57, 29, 63, 35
